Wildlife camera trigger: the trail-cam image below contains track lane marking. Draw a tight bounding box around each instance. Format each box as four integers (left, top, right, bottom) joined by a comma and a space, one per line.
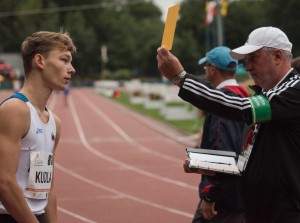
68, 93, 196, 190
56, 163, 194, 219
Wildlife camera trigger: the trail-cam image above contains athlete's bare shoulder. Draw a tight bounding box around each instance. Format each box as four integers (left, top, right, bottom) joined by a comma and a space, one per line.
0, 98, 30, 139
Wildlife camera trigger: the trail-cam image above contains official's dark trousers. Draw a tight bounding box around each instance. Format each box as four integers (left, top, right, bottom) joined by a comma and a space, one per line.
192, 200, 246, 223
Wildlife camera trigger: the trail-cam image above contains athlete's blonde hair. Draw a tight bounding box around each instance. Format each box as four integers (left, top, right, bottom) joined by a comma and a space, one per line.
21, 30, 76, 74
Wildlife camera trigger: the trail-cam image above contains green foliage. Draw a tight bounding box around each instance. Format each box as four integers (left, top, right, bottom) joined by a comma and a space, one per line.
173, 30, 202, 75
166, 102, 185, 106
224, 1, 266, 49
0, 0, 164, 79
175, 0, 206, 74
63, 11, 98, 76
1, 0, 300, 79
125, 0, 162, 20
262, 0, 300, 57
102, 69, 132, 80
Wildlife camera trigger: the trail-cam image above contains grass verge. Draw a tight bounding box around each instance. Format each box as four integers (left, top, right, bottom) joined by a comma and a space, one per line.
110, 92, 204, 134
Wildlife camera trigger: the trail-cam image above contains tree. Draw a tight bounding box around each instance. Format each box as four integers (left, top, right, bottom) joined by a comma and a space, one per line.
224, 1, 265, 49
64, 11, 98, 77
4, 0, 300, 80
263, 0, 300, 57
103, 0, 164, 78
175, 0, 206, 74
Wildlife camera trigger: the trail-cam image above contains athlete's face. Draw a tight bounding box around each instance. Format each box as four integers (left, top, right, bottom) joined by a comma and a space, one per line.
42, 49, 75, 91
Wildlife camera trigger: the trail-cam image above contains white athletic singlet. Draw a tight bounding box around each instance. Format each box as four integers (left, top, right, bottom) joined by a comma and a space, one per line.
0, 93, 56, 214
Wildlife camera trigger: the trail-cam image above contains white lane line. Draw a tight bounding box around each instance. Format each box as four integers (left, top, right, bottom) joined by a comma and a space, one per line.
56, 163, 194, 219
77, 92, 183, 163
59, 194, 125, 202
102, 95, 197, 147
58, 206, 97, 223
48, 93, 98, 222
51, 90, 194, 219
70, 93, 196, 190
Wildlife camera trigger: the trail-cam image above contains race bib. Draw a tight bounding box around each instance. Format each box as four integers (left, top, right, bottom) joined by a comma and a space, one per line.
25, 151, 54, 199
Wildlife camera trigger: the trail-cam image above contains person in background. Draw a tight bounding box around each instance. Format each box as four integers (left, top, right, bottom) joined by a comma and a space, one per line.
291, 56, 300, 73
63, 80, 71, 105
157, 26, 300, 223
0, 30, 76, 223
12, 78, 22, 92
184, 46, 249, 223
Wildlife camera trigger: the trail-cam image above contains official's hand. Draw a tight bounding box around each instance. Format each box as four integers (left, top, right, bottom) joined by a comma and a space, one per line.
183, 159, 193, 173
200, 200, 218, 220
183, 159, 216, 176
156, 46, 184, 80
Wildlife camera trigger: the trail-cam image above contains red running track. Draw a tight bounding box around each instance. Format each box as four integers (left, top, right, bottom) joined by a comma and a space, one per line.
0, 88, 201, 223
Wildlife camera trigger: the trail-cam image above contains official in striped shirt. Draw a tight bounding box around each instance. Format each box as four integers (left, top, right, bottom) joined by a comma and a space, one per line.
157, 26, 300, 223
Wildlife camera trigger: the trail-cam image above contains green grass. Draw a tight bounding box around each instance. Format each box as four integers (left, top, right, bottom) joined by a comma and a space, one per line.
110, 92, 204, 134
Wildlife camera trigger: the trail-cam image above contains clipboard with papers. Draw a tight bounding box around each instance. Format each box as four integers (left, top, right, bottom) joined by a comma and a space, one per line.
186, 148, 241, 176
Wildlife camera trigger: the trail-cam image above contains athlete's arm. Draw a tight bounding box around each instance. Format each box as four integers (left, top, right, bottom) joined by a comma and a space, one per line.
44, 114, 61, 223
0, 99, 39, 223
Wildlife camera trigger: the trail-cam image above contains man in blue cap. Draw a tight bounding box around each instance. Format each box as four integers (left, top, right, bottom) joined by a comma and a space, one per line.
184, 46, 249, 223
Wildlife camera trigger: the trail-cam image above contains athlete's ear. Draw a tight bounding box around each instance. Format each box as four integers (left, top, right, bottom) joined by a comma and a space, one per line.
34, 54, 44, 69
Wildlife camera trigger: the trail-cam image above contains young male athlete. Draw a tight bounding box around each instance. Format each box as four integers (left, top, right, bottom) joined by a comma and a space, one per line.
0, 30, 76, 223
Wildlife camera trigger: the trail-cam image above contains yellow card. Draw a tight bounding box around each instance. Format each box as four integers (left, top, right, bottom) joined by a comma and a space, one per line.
161, 4, 180, 50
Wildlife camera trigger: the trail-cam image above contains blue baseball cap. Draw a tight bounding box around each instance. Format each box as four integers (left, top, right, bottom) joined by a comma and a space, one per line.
198, 46, 238, 71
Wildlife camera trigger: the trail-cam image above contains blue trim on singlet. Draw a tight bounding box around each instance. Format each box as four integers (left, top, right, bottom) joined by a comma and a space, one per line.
0, 92, 29, 105
11, 92, 29, 102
